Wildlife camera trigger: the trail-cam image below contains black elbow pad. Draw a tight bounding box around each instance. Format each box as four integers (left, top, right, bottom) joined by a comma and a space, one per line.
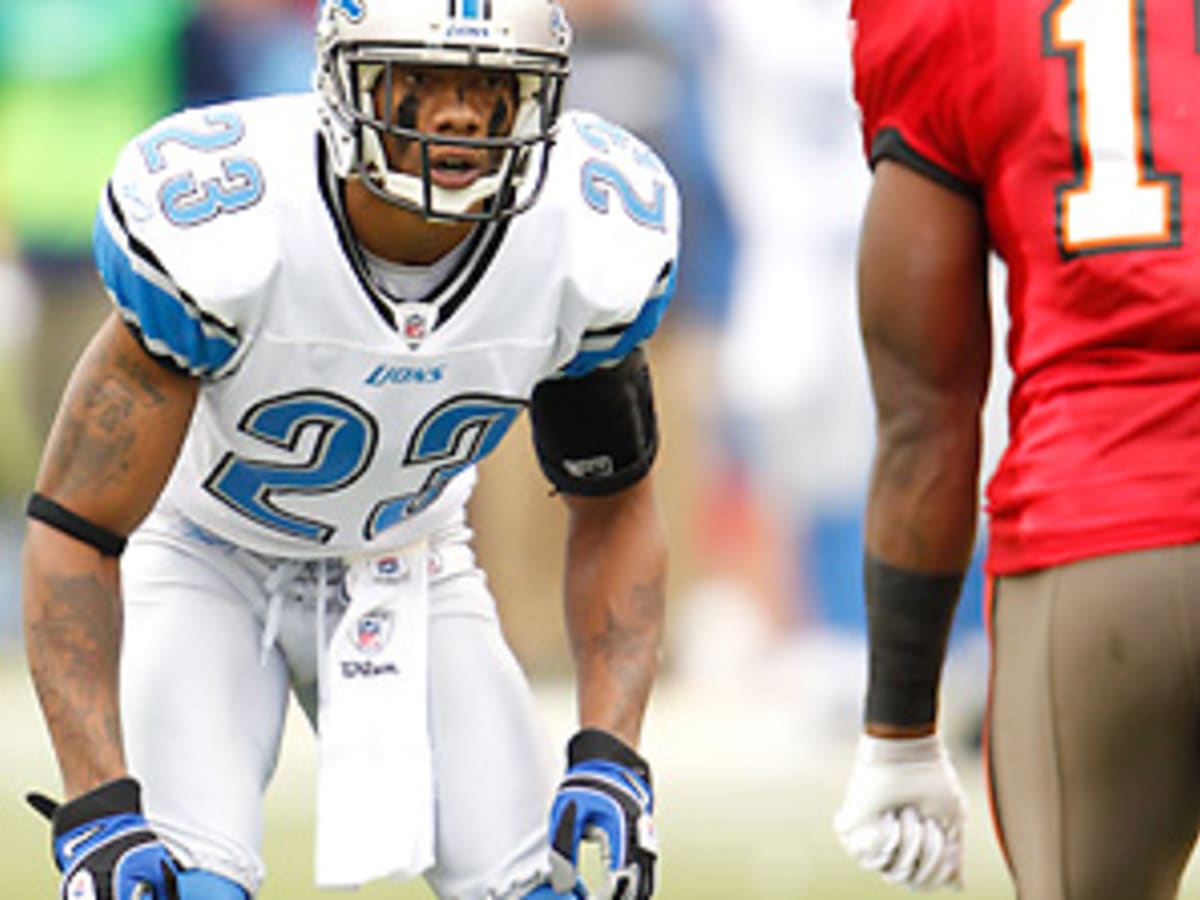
530, 347, 659, 496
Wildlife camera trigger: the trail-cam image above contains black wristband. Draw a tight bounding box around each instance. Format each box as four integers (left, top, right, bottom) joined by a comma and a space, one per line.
567, 728, 652, 787
864, 554, 963, 729
52, 777, 143, 838
27, 492, 127, 557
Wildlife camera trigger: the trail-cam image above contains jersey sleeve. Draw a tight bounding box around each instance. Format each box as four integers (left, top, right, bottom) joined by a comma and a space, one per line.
560, 259, 675, 377
91, 103, 282, 379
851, 0, 979, 194
548, 111, 682, 378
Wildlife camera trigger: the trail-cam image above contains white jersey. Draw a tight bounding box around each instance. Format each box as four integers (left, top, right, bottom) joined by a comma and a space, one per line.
93, 94, 680, 559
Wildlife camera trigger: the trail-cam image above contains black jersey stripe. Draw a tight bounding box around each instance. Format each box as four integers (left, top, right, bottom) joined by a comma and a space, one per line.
102, 183, 240, 348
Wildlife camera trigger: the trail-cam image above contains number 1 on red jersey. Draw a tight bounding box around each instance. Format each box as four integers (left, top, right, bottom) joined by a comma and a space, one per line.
1045, 0, 1182, 255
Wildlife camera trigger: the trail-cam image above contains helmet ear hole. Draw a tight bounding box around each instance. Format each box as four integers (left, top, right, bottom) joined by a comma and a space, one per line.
315, 0, 572, 222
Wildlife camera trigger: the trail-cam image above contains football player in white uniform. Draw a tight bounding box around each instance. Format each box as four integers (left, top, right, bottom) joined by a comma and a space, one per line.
22, 2, 677, 899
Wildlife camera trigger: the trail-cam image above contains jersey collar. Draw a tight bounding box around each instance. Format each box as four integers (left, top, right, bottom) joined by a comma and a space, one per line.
315, 136, 513, 336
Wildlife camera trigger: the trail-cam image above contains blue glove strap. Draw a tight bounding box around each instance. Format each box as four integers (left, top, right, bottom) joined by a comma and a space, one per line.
552, 760, 653, 871
551, 785, 626, 868
112, 840, 177, 898
56, 811, 150, 871
571, 760, 652, 810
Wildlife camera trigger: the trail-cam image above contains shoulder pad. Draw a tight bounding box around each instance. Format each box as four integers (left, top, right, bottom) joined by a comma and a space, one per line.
102, 98, 304, 324
540, 111, 681, 369
94, 97, 315, 376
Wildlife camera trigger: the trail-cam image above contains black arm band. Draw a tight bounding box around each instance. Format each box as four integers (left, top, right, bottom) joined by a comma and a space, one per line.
864, 553, 964, 729
27, 492, 128, 557
530, 347, 659, 496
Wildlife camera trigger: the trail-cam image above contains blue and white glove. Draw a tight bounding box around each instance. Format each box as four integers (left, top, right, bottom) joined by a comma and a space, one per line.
548, 729, 657, 900
834, 734, 967, 891
27, 777, 181, 900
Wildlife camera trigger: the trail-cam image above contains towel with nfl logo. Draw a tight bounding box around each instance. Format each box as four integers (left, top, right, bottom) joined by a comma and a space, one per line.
315, 541, 434, 888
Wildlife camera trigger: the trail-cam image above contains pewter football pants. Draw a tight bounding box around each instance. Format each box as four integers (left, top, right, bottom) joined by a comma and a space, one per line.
989, 544, 1200, 900
119, 508, 559, 899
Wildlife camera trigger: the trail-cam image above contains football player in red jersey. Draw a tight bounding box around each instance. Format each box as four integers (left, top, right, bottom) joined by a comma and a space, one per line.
834, 1, 1200, 897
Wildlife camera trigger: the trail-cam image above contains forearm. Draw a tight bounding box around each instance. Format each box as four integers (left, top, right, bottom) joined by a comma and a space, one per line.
858, 161, 990, 574
20, 314, 197, 796
23, 523, 127, 798
860, 410, 980, 737
866, 402, 982, 572
562, 478, 666, 747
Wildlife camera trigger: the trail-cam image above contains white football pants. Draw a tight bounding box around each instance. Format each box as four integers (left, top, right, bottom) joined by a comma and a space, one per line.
119, 507, 559, 898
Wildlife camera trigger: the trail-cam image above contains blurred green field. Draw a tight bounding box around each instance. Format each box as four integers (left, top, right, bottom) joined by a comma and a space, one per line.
4, 654, 1199, 899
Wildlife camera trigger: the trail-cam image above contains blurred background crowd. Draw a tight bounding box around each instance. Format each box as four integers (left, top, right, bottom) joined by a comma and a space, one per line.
0, 0, 999, 751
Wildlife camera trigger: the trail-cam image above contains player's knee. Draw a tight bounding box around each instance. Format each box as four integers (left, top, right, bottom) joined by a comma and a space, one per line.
175, 869, 252, 900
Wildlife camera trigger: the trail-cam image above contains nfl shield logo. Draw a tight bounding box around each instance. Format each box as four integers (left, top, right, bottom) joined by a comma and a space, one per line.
404, 312, 427, 343
372, 554, 408, 583
375, 555, 401, 576
395, 303, 431, 349
352, 609, 394, 656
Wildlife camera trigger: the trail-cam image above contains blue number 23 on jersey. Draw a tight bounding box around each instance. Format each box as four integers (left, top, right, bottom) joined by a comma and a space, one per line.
206, 390, 522, 543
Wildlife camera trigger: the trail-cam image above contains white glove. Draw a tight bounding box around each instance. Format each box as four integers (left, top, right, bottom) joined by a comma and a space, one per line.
834, 734, 967, 891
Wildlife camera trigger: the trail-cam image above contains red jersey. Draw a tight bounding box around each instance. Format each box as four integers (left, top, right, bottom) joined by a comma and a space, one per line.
853, 0, 1200, 574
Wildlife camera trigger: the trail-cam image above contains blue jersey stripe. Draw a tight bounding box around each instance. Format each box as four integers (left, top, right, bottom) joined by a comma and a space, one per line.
92, 210, 238, 376
561, 265, 676, 378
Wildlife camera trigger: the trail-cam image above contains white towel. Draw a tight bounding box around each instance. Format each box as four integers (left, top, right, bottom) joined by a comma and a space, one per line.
315, 542, 435, 888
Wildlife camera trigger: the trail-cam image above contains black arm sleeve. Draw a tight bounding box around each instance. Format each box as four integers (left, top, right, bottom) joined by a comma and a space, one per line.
529, 346, 659, 497
864, 553, 964, 728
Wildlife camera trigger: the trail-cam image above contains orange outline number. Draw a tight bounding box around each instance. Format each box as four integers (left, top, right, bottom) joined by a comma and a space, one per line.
1046, 0, 1179, 254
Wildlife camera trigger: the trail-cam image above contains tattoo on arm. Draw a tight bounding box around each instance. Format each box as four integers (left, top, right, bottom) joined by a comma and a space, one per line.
25, 318, 191, 792
44, 335, 172, 498
25, 570, 125, 788
577, 581, 664, 736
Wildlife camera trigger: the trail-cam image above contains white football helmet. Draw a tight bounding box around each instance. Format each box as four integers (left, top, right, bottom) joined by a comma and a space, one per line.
315, 0, 571, 221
